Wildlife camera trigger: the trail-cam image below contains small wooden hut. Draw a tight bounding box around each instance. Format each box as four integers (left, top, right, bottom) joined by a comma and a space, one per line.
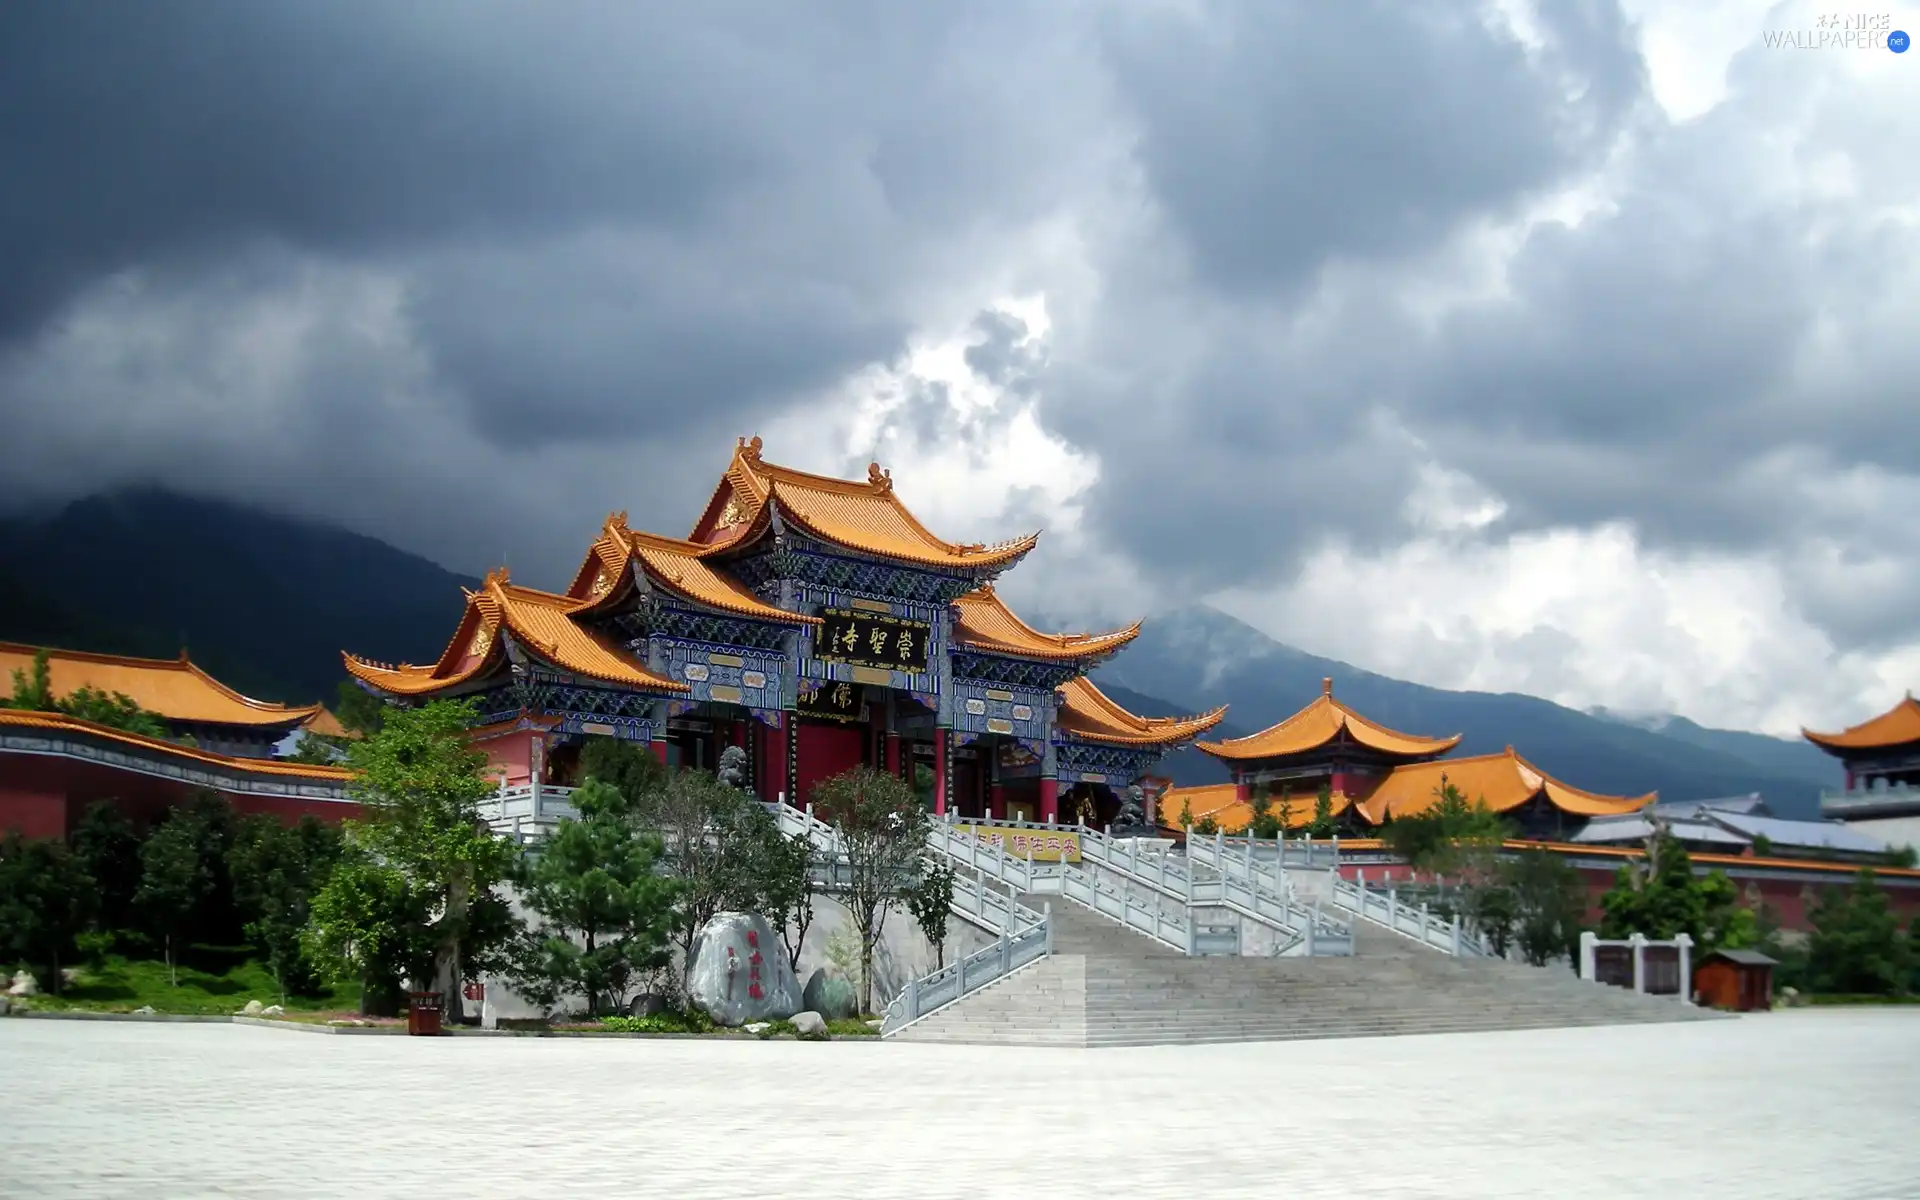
1693, 949, 1778, 1012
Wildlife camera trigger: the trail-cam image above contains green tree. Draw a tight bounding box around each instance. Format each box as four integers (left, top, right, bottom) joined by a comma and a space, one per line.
1193, 814, 1220, 836
1598, 830, 1748, 953
507, 780, 681, 1017
333, 679, 388, 738
1381, 779, 1508, 876
905, 855, 957, 969
315, 699, 518, 1019
136, 816, 213, 986
71, 802, 143, 935
1804, 869, 1910, 996
637, 765, 775, 1002
305, 857, 436, 1015
756, 828, 821, 976
1501, 848, 1589, 967
4, 649, 55, 710
816, 766, 932, 1013
1247, 784, 1280, 840
579, 734, 669, 804
0, 832, 96, 993
1177, 796, 1193, 830
1308, 784, 1338, 839
229, 814, 345, 1000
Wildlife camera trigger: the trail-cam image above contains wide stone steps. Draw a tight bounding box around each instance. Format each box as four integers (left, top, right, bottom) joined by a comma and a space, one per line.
891, 898, 1725, 1047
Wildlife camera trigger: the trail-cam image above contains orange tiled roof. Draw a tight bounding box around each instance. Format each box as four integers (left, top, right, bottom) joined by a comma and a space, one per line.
1803, 694, 1920, 753
0, 708, 353, 781
1354, 747, 1653, 825
1197, 677, 1460, 762
951, 586, 1139, 662
0, 642, 322, 729
303, 708, 353, 738
345, 570, 687, 697
1158, 781, 1356, 833
568, 512, 817, 625
689, 436, 1038, 570
1055, 676, 1226, 747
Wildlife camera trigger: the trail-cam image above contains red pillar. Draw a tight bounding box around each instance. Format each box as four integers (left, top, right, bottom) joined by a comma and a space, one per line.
1234, 775, 1250, 805
770, 717, 791, 805
990, 783, 1007, 821
730, 720, 746, 750
1039, 776, 1059, 824
885, 733, 902, 779
649, 738, 668, 764
933, 727, 949, 816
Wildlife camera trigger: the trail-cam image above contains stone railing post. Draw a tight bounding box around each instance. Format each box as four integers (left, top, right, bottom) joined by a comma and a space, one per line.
1451, 914, 1463, 957
957, 946, 967, 994
1676, 933, 1694, 1004
1044, 901, 1054, 955
1387, 884, 1399, 930
1330, 834, 1340, 871
906, 976, 920, 1022
1629, 932, 1648, 993
1579, 930, 1598, 981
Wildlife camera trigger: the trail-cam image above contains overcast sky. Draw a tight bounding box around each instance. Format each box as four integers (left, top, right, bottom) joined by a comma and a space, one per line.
2, 1, 1915, 736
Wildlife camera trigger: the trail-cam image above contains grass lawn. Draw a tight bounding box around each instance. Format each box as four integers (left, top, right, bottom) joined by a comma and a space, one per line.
23, 951, 359, 1016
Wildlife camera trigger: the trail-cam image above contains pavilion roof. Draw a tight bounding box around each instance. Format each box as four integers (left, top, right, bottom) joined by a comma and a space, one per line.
0, 707, 352, 780
1054, 676, 1226, 747
1158, 781, 1356, 833
1196, 677, 1460, 763
0, 642, 322, 729
344, 570, 687, 698
1803, 694, 1920, 754
688, 436, 1038, 570
1352, 746, 1655, 825
566, 512, 816, 626
950, 585, 1139, 662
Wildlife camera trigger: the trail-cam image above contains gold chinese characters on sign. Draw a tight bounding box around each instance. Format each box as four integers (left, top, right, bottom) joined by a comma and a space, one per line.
957, 825, 1081, 864
797, 679, 865, 723
815, 607, 932, 673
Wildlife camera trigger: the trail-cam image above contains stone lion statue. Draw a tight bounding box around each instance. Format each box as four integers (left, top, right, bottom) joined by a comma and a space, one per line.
1108, 784, 1150, 835
716, 744, 749, 792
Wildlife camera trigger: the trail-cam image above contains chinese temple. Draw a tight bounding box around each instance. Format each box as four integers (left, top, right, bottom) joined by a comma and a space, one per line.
0, 643, 353, 837
1166, 677, 1653, 837
1805, 692, 1920, 852
342, 437, 1225, 823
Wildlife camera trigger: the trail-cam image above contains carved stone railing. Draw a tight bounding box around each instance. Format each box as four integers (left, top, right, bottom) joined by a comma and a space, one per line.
880, 916, 1053, 1037
1331, 870, 1490, 957
1579, 931, 1694, 1001
479, 783, 580, 843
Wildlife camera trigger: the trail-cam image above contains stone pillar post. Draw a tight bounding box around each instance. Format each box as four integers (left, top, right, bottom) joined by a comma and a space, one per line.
1579, 930, 1598, 981
1630, 932, 1648, 994
1676, 933, 1694, 1004
933, 727, 949, 816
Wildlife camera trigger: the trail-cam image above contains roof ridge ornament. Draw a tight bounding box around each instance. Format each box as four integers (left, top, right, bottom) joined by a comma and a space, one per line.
484, 566, 511, 587
740, 434, 764, 463
1322, 676, 1333, 696
867, 461, 893, 494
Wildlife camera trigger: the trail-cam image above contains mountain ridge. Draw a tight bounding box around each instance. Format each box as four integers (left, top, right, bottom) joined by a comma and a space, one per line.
0, 489, 1843, 816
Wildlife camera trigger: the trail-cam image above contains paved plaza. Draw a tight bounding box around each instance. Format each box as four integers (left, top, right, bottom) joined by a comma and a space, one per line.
3, 1009, 1916, 1199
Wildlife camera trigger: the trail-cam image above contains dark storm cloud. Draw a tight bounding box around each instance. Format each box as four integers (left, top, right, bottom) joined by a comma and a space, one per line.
1099, 0, 1644, 293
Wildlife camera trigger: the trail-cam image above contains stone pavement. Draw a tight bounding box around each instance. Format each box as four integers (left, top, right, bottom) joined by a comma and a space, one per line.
2, 1009, 1915, 1199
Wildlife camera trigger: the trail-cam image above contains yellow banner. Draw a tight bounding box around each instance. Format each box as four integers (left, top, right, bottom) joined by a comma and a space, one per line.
957, 824, 1081, 863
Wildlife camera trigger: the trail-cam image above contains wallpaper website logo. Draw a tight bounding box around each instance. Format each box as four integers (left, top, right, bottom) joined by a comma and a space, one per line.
1763, 12, 1909, 51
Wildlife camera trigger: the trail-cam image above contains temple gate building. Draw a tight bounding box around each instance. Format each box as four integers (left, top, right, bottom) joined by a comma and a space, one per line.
1166, 677, 1653, 837
1806, 692, 1920, 852
343, 437, 1223, 822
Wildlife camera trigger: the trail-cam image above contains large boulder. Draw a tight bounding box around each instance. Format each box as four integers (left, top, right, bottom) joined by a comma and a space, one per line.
687, 912, 801, 1027
7, 971, 38, 998
801, 968, 858, 1021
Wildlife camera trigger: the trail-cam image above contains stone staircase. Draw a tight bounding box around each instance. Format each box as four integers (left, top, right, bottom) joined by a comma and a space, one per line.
889, 901, 1728, 1047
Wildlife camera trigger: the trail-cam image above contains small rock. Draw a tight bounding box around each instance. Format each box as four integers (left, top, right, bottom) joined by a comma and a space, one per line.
791, 1011, 829, 1040
7, 970, 39, 998
236, 1000, 265, 1016
800, 969, 858, 1021
744, 1022, 770, 1034
866, 1019, 883, 1030
628, 992, 668, 1018
59, 967, 82, 984
262, 1005, 284, 1016
132, 1005, 156, 1016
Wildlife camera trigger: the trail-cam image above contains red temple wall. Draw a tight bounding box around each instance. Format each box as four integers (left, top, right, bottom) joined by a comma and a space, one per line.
794, 721, 864, 809
0, 752, 358, 838
471, 728, 537, 786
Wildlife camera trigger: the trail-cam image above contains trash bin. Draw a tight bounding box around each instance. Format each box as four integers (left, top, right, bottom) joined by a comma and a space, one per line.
406, 991, 444, 1036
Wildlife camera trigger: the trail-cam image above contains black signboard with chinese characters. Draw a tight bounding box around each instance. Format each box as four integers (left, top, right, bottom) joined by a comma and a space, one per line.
815, 607, 931, 673
798, 679, 865, 723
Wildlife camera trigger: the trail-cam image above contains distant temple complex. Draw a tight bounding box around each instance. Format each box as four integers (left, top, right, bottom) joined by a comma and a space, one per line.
1806, 692, 1920, 852
1162, 677, 1653, 837
342, 437, 1223, 823
0, 643, 351, 837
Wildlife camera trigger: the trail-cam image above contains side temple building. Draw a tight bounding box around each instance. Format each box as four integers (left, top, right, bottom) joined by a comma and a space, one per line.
342, 438, 1223, 823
